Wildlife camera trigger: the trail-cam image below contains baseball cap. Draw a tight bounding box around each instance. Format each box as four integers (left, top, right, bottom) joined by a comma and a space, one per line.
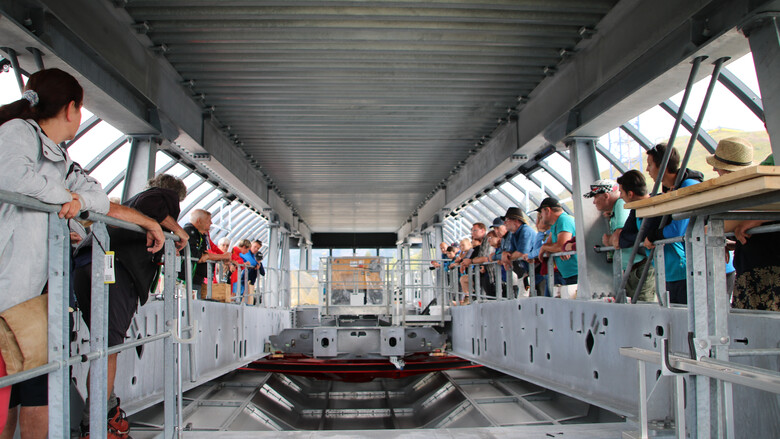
532, 197, 562, 212
583, 179, 618, 198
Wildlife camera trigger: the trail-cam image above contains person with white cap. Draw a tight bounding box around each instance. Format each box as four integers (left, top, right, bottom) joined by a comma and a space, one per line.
585, 178, 656, 302
583, 179, 622, 249
712, 137, 780, 311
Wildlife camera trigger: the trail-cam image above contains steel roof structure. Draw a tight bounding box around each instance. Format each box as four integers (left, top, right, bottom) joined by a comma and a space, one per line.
0, 0, 776, 246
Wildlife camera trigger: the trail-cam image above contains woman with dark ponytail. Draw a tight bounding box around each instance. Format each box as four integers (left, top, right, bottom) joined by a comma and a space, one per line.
0, 68, 110, 439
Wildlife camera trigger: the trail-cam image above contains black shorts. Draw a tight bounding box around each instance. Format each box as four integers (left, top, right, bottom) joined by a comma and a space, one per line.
9, 373, 47, 407
74, 264, 139, 347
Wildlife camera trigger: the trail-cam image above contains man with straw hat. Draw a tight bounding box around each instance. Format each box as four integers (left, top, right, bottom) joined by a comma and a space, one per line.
706, 136, 754, 175
711, 137, 780, 311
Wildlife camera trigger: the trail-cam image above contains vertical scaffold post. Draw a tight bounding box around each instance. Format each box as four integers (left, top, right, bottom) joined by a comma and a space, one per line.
163, 238, 177, 438
88, 221, 110, 439
48, 214, 71, 438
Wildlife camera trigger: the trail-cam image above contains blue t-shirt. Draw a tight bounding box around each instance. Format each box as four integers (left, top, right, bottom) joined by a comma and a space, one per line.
550, 213, 578, 279
659, 177, 698, 282
240, 252, 258, 267
527, 230, 549, 260
508, 223, 537, 272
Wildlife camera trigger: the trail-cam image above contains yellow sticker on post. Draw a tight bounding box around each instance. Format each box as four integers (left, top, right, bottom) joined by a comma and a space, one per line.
104, 251, 116, 284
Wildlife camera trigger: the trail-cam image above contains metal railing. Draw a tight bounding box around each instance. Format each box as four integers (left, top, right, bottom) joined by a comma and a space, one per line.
442, 250, 577, 303
391, 258, 450, 326
0, 189, 193, 439
202, 260, 266, 306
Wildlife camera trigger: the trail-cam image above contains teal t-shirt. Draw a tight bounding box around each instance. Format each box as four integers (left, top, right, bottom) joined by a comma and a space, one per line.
551, 212, 578, 278
610, 199, 645, 270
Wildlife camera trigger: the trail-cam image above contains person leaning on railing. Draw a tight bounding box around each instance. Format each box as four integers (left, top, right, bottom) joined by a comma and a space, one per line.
230, 239, 252, 298
459, 222, 494, 297
535, 197, 579, 286
523, 212, 554, 297
613, 170, 657, 303
0, 68, 165, 439
182, 209, 234, 293
708, 138, 780, 312
642, 144, 704, 305
500, 207, 537, 292
72, 174, 188, 438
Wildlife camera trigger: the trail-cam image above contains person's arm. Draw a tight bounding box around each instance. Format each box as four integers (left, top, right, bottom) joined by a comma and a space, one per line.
65, 161, 110, 215
200, 251, 232, 263
107, 202, 166, 253
725, 219, 767, 244
540, 231, 571, 255
159, 215, 189, 251
608, 228, 622, 248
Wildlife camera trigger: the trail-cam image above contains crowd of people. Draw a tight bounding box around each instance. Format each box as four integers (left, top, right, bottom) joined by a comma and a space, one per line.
437, 137, 780, 313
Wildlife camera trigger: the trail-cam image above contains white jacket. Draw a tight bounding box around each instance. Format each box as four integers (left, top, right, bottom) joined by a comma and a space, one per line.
0, 118, 110, 311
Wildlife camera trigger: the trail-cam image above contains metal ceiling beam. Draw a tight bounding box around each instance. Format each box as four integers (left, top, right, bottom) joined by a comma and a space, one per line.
594, 142, 629, 174
85, 136, 128, 173
527, 173, 572, 215
504, 180, 542, 211
620, 122, 654, 151
537, 161, 573, 194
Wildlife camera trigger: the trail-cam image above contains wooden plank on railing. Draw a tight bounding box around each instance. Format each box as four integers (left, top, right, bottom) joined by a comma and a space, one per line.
626, 166, 780, 217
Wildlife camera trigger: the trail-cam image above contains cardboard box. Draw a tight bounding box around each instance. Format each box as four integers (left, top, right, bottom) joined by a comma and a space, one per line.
201, 282, 232, 303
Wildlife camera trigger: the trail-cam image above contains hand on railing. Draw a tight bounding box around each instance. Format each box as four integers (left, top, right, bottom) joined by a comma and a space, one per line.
59, 191, 82, 219
546, 250, 576, 258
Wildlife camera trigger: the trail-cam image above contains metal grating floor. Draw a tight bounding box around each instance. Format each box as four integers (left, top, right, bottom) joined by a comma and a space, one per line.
127, 366, 628, 437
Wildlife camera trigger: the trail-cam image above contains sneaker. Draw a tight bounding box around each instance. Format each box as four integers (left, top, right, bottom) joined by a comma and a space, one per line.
107, 400, 130, 437
79, 400, 130, 439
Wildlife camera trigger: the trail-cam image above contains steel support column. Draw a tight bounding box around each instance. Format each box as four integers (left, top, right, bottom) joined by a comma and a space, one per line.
266, 218, 281, 307
745, 14, 780, 158
299, 241, 311, 271
122, 137, 158, 202
566, 138, 612, 299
